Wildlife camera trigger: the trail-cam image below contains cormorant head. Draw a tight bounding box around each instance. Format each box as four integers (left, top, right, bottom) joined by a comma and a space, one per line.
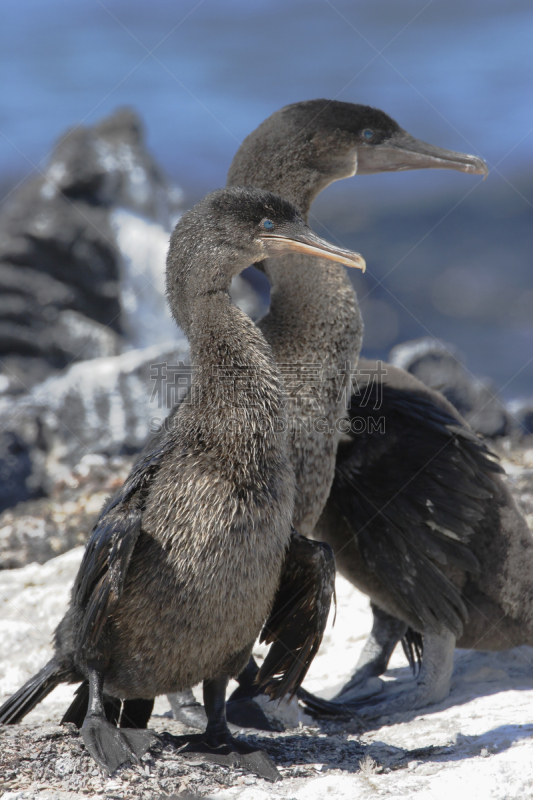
166, 186, 365, 331
228, 99, 488, 216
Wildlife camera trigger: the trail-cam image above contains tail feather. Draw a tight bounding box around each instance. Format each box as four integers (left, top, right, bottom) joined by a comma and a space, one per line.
0, 660, 64, 724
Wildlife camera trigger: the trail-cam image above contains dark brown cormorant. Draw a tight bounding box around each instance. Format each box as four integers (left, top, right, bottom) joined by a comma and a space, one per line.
223, 101, 529, 724
0, 186, 369, 777
235, 101, 532, 724
230, 102, 531, 722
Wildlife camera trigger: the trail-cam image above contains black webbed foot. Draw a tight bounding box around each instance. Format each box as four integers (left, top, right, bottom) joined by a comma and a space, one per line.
80, 665, 157, 774
180, 733, 280, 782
81, 715, 157, 774
172, 673, 281, 781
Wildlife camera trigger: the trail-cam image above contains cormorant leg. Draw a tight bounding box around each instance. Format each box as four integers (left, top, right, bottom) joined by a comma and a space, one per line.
230, 656, 260, 698
334, 604, 407, 702
62, 681, 121, 729
203, 674, 233, 747
80, 666, 157, 774
167, 689, 207, 730
226, 657, 276, 731
347, 629, 456, 722
180, 674, 280, 782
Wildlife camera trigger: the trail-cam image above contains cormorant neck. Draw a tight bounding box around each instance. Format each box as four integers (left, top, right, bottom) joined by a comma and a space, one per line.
259, 251, 360, 363
227, 144, 361, 371
188, 290, 274, 383
227, 151, 359, 357
228, 166, 337, 221
184, 289, 286, 457
259, 192, 359, 363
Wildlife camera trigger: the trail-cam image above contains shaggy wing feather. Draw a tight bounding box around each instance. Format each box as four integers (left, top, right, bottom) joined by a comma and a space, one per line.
330, 382, 502, 637
73, 440, 174, 649
257, 531, 335, 700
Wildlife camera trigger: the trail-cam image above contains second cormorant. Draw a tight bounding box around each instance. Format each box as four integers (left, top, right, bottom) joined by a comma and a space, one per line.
228, 102, 532, 724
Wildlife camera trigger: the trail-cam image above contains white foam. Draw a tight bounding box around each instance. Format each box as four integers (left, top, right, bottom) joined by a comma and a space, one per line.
112, 207, 177, 349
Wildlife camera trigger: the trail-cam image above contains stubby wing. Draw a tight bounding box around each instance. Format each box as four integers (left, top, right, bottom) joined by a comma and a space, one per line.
329, 378, 502, 637
73, 439, 173, 650
257, 531, 335, 701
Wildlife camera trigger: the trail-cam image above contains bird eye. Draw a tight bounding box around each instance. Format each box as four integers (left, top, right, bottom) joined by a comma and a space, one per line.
262, 219, 274, 230
362, 129, 374, 141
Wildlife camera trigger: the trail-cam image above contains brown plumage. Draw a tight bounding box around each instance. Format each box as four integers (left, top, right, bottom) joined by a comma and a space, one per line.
306, 362, 533, 720
225, 101, 532, 722
0, 186, 365, 777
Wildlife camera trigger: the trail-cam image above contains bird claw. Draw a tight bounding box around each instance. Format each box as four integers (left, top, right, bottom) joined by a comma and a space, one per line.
81, 716, 158, 774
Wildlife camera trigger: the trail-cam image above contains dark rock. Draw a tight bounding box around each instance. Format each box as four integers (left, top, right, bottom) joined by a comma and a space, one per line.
0, 340, 189, 507
0, 396, 48, 513
0, 180, 123, 364
0, 109, 190, 512
389, 337, 513, 438
0, 454, 134, 569
0, 430, 42, 513
31, 340, 189, 470
0, 107, 182, 383
0, 108, 264, 516
0, 355, 57, 396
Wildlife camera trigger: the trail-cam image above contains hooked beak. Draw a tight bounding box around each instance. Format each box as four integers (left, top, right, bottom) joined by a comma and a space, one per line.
261, 228, 366, 271
356, 129, 488, 178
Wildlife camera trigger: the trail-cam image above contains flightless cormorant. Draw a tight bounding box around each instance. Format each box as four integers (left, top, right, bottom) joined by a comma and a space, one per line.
0, 186, 368, 776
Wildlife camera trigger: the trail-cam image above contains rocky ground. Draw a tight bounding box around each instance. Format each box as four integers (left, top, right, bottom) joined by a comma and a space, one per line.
1, 440, 533, 800
0, 455, 135, 570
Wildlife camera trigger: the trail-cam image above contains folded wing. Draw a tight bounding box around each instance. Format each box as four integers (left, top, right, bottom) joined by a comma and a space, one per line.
257, 531, 335, 700
330, 378, 502, 637
73, 439, 174, 650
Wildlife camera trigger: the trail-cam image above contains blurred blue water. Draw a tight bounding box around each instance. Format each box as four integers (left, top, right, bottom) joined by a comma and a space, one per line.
1, 0, 532, 188
0, 0, 532, 395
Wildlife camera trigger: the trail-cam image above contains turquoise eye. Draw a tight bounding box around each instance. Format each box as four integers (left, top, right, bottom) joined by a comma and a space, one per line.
363, 129, 374, 141
262, 219, 274, 230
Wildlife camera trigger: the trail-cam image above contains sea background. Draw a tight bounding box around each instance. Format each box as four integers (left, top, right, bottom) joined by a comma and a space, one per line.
1, 0, 532, 396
